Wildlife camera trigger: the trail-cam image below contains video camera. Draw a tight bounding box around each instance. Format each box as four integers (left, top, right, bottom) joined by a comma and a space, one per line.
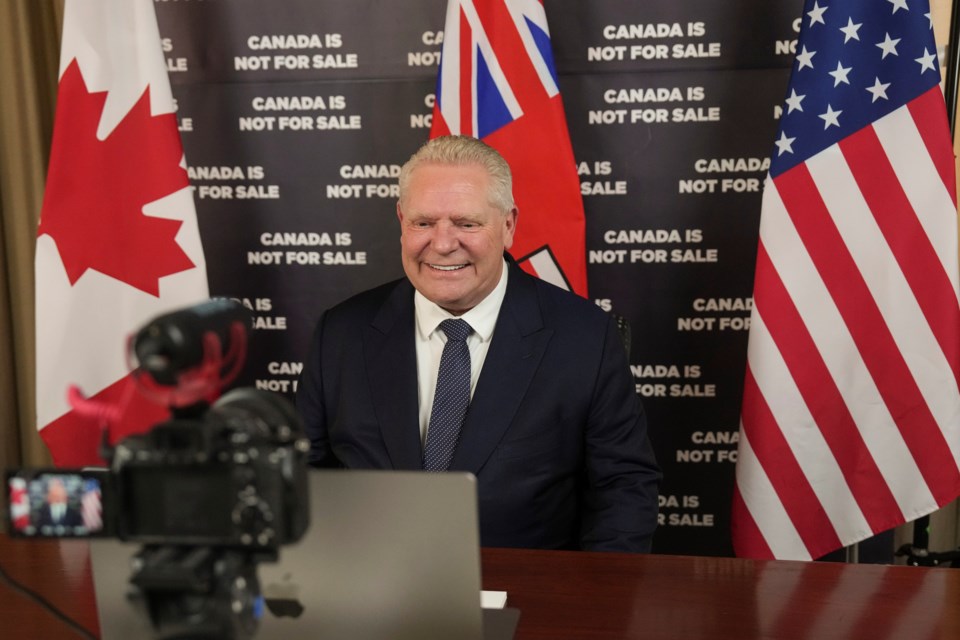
9, 387, 309, 548
6, 298, 310, 639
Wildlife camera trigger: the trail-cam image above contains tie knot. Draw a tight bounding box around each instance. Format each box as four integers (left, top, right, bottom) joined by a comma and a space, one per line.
439, 319, 472, 342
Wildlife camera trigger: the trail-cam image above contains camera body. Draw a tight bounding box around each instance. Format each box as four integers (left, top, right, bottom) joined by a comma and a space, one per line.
8, 299, 309, 551
5, 299, 311, 638
9, 387, 310, 550
112, 387, 310, 548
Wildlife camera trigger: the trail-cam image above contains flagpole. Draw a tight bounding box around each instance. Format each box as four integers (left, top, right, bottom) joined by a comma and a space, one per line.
945, 0, 960, 134
909, 0, 960, 557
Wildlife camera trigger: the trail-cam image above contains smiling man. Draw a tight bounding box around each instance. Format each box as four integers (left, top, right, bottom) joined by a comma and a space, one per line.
398, 159, 515, 315
296, 135, 661, 552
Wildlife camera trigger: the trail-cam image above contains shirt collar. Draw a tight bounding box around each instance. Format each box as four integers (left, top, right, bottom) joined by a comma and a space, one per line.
414, 258, 509, 342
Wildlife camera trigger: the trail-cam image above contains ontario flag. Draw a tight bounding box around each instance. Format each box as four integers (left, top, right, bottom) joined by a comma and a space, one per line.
36, 0, 208, 466
430, 0, 587, 296
733, 0, 960, 560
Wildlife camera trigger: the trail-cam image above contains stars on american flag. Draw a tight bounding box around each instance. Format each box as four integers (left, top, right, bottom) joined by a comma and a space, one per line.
771, 0, 943, 177
796, 46, 816, 70
839, 18, 862, 43
828, 61, 852, 86
785, 89, 805, 113
887, 0, 909, 13
808, 1, 829, 26
876, 33, 900, 58
775, 131, 796, 156
865, 77, 891, 102
738, 0, 960, 566
819, 104, 842, 128
915, 48, 938, 72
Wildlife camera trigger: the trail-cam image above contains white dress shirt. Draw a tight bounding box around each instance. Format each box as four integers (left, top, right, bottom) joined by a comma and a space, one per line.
414, 259, 509, 445
51, 503, 66, 522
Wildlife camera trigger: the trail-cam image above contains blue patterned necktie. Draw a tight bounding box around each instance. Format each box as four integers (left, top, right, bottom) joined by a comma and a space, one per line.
423, 319, 472, 471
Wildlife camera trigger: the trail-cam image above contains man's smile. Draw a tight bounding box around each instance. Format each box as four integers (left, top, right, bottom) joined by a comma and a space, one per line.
427, 263, 468, 271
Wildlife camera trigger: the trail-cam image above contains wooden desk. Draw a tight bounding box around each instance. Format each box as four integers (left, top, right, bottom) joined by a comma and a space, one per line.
2, 536, 958, 639
482, 548, 960, 639
0, 537, 99, 639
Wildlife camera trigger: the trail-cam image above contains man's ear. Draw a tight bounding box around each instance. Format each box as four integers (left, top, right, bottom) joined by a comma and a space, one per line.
503, 207, 518, 249
396, 202, 404, 224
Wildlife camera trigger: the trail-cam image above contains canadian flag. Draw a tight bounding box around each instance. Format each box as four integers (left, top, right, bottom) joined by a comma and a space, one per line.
36, 0, 208, 466
9, 478, 30, 531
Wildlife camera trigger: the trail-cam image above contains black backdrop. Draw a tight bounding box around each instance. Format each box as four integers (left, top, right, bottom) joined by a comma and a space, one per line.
154, 0, 801, 556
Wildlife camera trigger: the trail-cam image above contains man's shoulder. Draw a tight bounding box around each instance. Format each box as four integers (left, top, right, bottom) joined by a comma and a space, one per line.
508, 262, 608, 325
330, 278, 408, 311
318, 277, 412, 331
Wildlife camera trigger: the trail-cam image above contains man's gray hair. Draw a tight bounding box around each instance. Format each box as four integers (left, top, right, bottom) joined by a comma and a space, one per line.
398, 135, 515, 213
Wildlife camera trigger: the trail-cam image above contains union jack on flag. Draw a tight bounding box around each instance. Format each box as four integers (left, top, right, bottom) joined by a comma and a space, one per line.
733, 0, 960, 560
431, 0, 588, 296
434, 0, 559, 137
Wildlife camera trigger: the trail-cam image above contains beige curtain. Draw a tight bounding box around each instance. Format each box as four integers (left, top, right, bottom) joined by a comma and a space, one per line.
0, 0, 62, 470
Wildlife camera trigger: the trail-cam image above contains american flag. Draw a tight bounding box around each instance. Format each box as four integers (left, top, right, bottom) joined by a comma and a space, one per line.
81, 478, 103, 532
431, 0, 588, 296
733, 0, 960, 560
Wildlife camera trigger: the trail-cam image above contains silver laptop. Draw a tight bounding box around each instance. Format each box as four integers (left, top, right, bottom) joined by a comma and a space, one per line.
91, 470, 500, 639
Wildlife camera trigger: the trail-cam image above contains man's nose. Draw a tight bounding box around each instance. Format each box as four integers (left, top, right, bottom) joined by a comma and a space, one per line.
430, 222, 460, 252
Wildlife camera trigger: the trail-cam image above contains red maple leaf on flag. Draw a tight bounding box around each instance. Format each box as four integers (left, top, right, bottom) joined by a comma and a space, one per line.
39, 59, 195, 297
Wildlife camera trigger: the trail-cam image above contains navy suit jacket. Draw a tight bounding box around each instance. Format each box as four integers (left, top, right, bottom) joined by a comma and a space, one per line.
36, 503, 84, 528
296, 261, 661, 552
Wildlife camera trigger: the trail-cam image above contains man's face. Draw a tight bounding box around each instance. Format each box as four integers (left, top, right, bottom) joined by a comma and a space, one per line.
397, 163, 516, 315
47, 480, 67, 505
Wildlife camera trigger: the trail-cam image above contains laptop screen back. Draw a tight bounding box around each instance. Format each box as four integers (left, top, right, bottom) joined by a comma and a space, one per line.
91, 470, 484, 640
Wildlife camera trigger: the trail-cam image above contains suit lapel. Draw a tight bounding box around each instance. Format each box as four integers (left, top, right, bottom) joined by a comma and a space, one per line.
364, 280, 423, 470
451, 266, 553, 473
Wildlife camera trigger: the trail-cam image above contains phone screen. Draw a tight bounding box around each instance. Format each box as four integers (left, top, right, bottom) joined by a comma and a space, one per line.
7, 470, 109, 538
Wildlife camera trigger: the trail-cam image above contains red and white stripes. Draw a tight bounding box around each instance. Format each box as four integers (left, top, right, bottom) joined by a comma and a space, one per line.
734, 87, 960, 560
